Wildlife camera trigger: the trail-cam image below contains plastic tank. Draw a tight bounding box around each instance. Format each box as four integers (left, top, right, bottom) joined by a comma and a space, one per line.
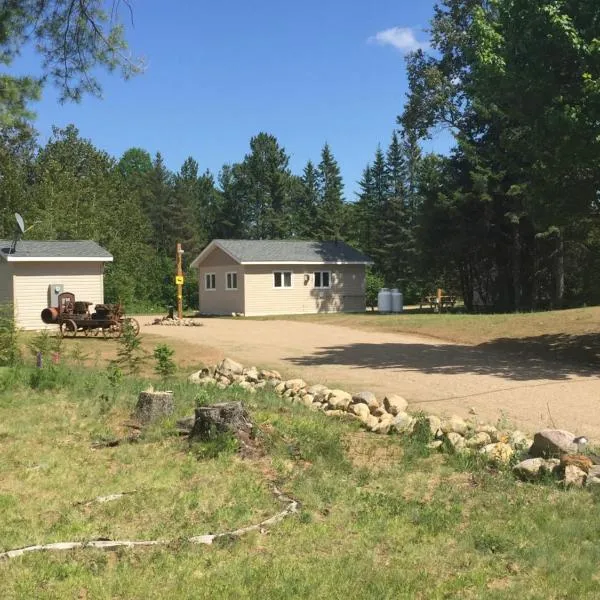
377, 288, 392, 313
391, 289, 403, 313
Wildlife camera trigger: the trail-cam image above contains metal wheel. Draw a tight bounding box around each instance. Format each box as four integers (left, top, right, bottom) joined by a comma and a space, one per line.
84, 327, 99, 337
102, 321, 122, 339
60, 319, 77, 338
124, 318, 140, 336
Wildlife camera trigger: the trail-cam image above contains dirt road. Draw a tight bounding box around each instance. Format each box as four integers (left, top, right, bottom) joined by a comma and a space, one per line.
140, 317, 600, 438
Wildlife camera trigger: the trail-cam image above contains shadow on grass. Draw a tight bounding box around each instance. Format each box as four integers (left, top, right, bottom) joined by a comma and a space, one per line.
286, 332, 600, 382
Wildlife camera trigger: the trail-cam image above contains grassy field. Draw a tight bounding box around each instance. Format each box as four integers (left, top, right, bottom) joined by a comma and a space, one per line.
2, 356, 600, 598
258, 306, 600, 367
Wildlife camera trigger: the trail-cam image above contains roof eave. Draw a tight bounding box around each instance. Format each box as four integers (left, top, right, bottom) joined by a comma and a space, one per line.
190, 240, 241, 269
5, 256, 113, 262
240, 260, 373, 266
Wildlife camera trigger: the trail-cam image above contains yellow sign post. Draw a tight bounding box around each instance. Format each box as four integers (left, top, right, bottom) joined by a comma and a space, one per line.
175, 275, 184, 285
176, 243, 184, 319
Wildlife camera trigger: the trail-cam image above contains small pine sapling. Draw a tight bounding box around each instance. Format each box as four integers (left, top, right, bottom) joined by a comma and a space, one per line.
153, 344, 176, 380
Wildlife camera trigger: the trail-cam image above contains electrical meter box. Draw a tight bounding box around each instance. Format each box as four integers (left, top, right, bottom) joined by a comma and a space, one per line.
48, 284, 64, 307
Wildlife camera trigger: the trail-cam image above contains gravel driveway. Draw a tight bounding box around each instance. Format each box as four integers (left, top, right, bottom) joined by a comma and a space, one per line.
140, 317, 600, 438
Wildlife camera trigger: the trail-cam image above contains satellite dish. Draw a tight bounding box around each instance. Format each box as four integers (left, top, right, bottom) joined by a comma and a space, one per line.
15, 213, 25, 234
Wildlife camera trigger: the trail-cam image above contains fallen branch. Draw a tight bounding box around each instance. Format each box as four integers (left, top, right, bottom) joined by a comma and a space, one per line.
0, 487, 299, 560
74, 491, 139, 507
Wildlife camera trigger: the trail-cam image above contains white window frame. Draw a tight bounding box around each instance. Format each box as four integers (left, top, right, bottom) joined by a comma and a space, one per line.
226, 271, 238, 291
273, 270, 293, 289
314, 270, 331, 289
205, 272, 216, 291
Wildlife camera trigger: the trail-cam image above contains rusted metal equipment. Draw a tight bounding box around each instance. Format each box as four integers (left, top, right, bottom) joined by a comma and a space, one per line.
41, 292, 139, 338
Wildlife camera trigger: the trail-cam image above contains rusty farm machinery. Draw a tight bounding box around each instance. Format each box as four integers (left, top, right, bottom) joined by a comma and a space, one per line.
41, 292, 139, 338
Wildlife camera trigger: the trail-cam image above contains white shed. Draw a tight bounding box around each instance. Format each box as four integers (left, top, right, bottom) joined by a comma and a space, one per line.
0, 240, 113, 330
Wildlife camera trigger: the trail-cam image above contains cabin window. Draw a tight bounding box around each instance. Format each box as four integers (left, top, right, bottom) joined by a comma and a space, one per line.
205, 273, 216, 290
273, 271, 292, 288
314, 271, 331, 289
226, 272, 238, 290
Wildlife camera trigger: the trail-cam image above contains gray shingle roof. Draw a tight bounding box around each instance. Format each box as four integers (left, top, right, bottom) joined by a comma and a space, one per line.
206, 239, 372, 264
0, 240, 112, 261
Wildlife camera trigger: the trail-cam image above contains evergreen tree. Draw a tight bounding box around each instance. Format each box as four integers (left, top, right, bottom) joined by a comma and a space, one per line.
290, 161, 319, 238
316, 143, 344, 240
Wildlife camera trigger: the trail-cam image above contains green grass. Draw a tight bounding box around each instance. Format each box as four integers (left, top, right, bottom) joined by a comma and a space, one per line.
1, 365, 600, 598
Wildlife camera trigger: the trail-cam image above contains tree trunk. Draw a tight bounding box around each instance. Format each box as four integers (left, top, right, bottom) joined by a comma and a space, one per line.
512, 220, 521, 311
553, 230, 565, 309
189, 402, 253, 440
134, 391, 174, 425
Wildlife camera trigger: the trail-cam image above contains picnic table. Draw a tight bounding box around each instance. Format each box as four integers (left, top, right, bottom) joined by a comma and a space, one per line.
420, 294, 457, 313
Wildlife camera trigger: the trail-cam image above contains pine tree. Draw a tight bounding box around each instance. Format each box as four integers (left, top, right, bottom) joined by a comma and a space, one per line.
290, 161, 319, 238
316, 143, 344, 240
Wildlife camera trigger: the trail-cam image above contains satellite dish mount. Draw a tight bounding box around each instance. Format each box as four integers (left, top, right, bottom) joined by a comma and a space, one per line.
11, 213, 25, 254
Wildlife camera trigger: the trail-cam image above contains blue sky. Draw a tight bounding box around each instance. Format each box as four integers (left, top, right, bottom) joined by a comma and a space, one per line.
13, 0, 452, 197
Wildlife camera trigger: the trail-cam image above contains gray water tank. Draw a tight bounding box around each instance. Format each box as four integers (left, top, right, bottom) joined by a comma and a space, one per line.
377, 288, 392, 313
391, 289, 403, 313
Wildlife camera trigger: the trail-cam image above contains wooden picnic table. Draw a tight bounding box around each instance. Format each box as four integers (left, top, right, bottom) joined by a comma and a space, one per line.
420, 295, 457, 312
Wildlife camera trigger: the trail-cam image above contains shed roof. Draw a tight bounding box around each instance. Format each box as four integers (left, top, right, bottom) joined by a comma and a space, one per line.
191, 239, 373, 268
0, 240, 113, 262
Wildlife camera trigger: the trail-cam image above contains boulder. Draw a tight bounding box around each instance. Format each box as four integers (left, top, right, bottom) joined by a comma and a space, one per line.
324, 409, 345, 418
480, 442, 513, 465
372, 406, 388, 417
513, 458, 559, 481
134, 391, 174, 425
509, 430, 532, 451
373, 422, 391, 435
327, 389, 352, 410
188, 369, 210, 384
352, 391, 379, 410
425, 415, 442, 436
428, 440, 443, 450
446, 432, 466, 452
349, 403, 371, 422
391, 412, 416, 434
216, 383, 228, 390
529, 429, 577, 458
237, 380, 253, 391
285, 378, 307, 391
283, 389, 294, 398
254, 381, 267, 389
476, 424, 499, 439
366, 415, 379, 431
563, 464, 586, 488
465, 432, 492, 449
243, 367, 260, 383
218, 376, 231, 386
274, 382, 286, 394
441, 415, 468, 436
588, 465, 600, 479
301, 394, 315, 407
560, 454, 594, 473
259, 369, 281, 380
217, 357, 244, 376
309, 402, 325, 411
306, 384, 328, 396
383, 394, 408, 416
586, 476, 600, 489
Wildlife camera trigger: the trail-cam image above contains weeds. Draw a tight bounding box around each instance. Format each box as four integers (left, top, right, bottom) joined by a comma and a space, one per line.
113, 321, 147, 375
0, 304, 20, 366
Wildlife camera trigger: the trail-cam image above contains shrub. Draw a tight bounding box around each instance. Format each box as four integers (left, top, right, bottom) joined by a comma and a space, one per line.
365, 269, 385, 310
114, 320, 147, 375
153, 344, 176, 380
0, 304, 21, 366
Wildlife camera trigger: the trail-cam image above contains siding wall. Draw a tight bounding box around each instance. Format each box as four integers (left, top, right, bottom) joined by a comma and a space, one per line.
244, 264, 366, 316
197, 247, 244, 315
13, 262, 105, 330
0, 261, 14, 305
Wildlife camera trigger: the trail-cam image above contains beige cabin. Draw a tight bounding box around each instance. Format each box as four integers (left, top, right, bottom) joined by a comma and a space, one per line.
190, 239, 372, 316
0, 240, 113, 330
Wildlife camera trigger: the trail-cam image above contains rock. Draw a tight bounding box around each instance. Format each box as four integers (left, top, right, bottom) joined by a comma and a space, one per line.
446, 432, 466, 451
465, 432, 492, 449
134, 391, 174, 425
194, 376, 217, 386
217, 357, 244, 376
283, 389, 294, 398
588, 465, 600, 479
383, 394, 408, 416
379, 413, 394, 425
351, 391, 379, 410
428, 440, 443, 450
373, 422, 391, 435
480, 442, 513, 465
327, 390, 352, 410
509, 430, 532, 451
425, 415, 442, 436
530, 429, 578, 458
563, 464, 586, 488
216, 383, 228, 390
513, 458, 559, 481
476, 424, 499, 439
274, 382, 286, 394
259, 369, 281, 380
391, 412, 416, 434
285, 378, 306, 391
306, 384, 328, 396
254, 381, 267, 389
266, 378, 281, 387
243, 367, 260, 383
366, 415, 379, 431
324, 409, 345, 418
560, 454, 594, 473
349, 403, 371, 422
441, 415, 468, 436
236, 380, 253, 391
301, 394, 315, 407
586, 476, 600, 489
218, 376, 231, 386
188, 369, 210, 384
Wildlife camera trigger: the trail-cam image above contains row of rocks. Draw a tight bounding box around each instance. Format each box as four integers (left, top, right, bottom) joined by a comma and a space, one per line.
148, 317, 202, 327
189, 358, 597, 488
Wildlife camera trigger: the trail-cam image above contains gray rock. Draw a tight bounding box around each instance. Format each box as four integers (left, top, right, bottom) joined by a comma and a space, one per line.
217, 357, 244, 376
327, 389, 352, 410
218, 376, 231, 386
274, 382, 286, 394
425, 415, 442, 436
509, 430, 532, 451
352, 391, 379, 410
530, 429, 577, 458
588, 465, 600, 479
586, 476, 600, 489
446, 432, 466, 451
237, 380, 253, 390
285, 378, 307, 391
441, 415, 468, 436
563, 464, 586, 488
513, 458, 558, 481
366, 415, 379, 431
324, 409, 345, 418
391, 412, 416, 434
349, 403, 371, 422
465, 432, 492, 449
254, 381, 267, 389
243, 367, 260, 383
301, 394, 315, 407
306, 384, 328, 396
476, 424, 499, 439
383, 394, 408, 416
428, 440, 443, 450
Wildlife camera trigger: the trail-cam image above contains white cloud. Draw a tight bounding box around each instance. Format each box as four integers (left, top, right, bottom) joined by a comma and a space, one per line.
368, 27, 429, 55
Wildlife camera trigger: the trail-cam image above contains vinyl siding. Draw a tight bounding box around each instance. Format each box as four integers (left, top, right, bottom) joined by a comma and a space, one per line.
200, 247, 238, 267
197, 265, 244, 315
0, 261, 14, 305
244, 264, 366, 316
13, 262, 105, 330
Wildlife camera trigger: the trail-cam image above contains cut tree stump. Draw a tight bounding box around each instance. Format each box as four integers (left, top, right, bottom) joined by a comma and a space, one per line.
134, 391, 174, 425
189, 401, 252, 440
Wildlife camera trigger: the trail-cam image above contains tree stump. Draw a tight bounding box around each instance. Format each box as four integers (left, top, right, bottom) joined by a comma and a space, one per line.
189, 402, 253, 441
134, 391, 174, 425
